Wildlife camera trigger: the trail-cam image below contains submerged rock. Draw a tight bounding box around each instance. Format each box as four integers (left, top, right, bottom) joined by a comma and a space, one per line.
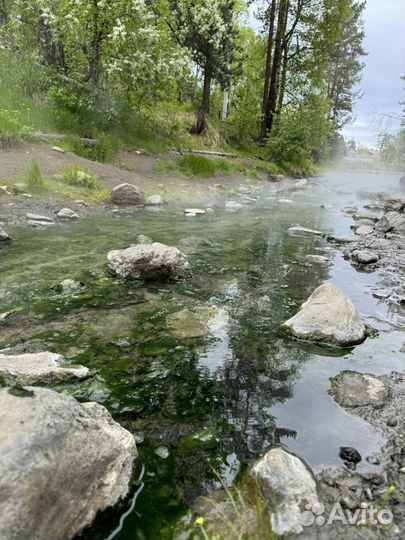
375, 211, 405, 234
292, 179, 308, 189
166, 307, 218, 339
282, 283, 366, 346
0, 352, 90, 385
26, 213, 54, 223
107, 242, 192, 281
0, 387, 136, 540
111, 183, 144, 205
288, 226, 323, 237
330, 370, 390, 409
251, 447, 318, 535
0, 227, 11, 242
57, 208, 79, 220
326, 234, 358, 244
145, 194, 164, 206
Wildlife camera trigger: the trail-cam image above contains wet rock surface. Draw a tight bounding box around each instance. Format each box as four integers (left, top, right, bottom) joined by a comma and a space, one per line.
0, 351, 91, 384
107, 242, 192, 281
0, 386, 136, 540
251, 447, 319, 535
330, 371, 391, 409
282, 283, 366, 346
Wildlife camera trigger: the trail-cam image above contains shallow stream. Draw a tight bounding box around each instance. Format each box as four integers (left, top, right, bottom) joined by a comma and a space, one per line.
1, 169, 404, 539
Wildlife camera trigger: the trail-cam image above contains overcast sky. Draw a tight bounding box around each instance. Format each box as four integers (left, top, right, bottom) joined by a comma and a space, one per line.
342, 0, 405, 147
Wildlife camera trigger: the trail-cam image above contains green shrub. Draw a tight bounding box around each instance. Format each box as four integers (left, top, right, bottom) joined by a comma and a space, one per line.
63, 134, 118, 163
25, 159, 46, 190
60, 165, 99, 189
177, 155, 242, 177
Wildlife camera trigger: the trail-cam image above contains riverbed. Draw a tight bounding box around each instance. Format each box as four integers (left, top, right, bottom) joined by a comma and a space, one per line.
1, 169, 404, 539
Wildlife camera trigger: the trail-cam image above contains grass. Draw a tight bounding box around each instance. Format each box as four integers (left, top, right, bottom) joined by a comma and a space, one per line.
25, 159, 47, 191
59, 165, 100, 189
193, 472, 276, 540
154, 154, 244, 178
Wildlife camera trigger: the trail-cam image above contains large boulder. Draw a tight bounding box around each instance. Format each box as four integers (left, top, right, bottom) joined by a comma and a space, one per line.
0, 387, 136, 540
282, 283, 366, 346
251, 447, 319, 536
0, 352, 90, 385
107, 242, 192, 281
330, 370, 390, 409
375, 211, 405, 234
111, 183, 144, 205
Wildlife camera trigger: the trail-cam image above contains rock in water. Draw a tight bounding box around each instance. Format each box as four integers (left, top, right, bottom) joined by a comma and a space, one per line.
57, 208, 79, 220
282, 283, 366, 346
375, 211, 405, 234
0, 227, 11, 242
0, 352, 90, 384
287, 226, 323, 237
111, 183, 144, 205
0, 387, 136, 540
251, 447, 318, 535
146, 195, 164, 206
351, 250, 379, 265
330, 371, 390, 409
107, 242, 192, 281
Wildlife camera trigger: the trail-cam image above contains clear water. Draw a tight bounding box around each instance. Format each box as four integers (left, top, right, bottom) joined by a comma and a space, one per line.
0, 170, 404, 539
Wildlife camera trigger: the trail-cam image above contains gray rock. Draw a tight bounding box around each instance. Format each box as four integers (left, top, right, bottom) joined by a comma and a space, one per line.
0, 387, 136, 540
51, 145, 65, 153
0, 227, 11, 242
111, 183, 144, 205
57, 208, 79, 220
367, 238, 392, 250
0, 352, 90, 385
326, 234, 358, 244
145, 195, 164, 206
288, 226, 323, 237
26, 213, 54, 223
184, 208, 205, 215
282, 283, 366, 346
375, 211, 405, 234
355, 225, 373, 236
251, 447, 318, 535
330, 371, 390, 409
351, 250, 379, 264
107, 242, 192, 281
353, 211, 379, 222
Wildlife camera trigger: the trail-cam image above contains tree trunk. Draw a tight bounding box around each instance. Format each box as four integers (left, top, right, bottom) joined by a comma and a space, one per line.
192, 66, 212, 135
264, 0, 289, 136
276, 42, 288, 114
86, 0, 103, 91
222, 89, 230, 120
260, 0, 277, 141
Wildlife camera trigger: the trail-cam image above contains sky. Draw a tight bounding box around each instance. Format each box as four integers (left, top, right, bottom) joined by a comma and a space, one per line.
342, 0, 405, 147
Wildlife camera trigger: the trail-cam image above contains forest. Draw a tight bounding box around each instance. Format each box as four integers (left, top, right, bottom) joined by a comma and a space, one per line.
0, 0, 366, 174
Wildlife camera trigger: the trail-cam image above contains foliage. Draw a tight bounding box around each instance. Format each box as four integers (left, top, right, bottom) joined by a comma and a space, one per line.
378, 130, 405, 170
268, 93, 333, 172
155, 154, 243, 178
59, 165, 100, 189
25, 159, 46, 191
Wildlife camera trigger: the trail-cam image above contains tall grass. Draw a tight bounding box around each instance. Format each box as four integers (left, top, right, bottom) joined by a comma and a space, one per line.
25, 159, 47, 191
